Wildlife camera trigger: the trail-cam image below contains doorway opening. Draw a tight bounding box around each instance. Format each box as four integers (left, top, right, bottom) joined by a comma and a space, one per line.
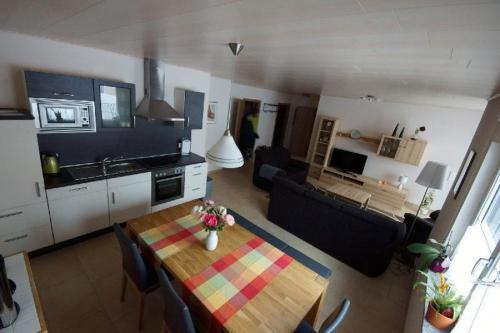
271, 103, 290, 147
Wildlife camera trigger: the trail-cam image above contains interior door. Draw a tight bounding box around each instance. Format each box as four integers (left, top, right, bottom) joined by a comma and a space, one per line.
272, 103, 290, 147
289, 107, 317, 157
231, 99, 245, 142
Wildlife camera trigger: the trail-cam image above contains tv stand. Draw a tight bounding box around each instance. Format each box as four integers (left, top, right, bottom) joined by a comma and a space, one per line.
320, 167, 409, 213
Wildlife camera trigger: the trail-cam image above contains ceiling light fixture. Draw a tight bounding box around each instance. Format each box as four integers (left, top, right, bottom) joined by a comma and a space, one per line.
360, 95, 379, 102
206, 108, 243, 169
228, 42, 244, 56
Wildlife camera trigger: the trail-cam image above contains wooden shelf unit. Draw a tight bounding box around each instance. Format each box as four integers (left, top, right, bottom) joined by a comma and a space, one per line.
377, 135, 427, 166
309, 116, 340, 178
321, 167, 408, 210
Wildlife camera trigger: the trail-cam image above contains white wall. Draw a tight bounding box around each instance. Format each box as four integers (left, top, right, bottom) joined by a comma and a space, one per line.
230, 83, 319, 148
314, 96, 484, 207
206, 76, 232, 171
0, 30, 210, 156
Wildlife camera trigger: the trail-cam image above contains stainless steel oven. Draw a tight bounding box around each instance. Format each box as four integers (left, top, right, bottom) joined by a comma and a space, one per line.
152, 166, 185, 206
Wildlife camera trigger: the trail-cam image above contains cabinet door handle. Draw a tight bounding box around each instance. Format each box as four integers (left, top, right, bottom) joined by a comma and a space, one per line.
193, 165, 202, 169
35, 182, 41, 197
0, 211, 23, 219
5, 234, 28, 243
52, 91, 75, 97
186, 116, 190, 128
193, 172, 202, 176
69, 186, 88, 192
112, 192, 115, 204
192, 187, 200, 191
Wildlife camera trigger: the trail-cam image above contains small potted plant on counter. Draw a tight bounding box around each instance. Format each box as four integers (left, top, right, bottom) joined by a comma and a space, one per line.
413, 271, 464, 330
407, 239, 451, 273
192, 200, 235, 251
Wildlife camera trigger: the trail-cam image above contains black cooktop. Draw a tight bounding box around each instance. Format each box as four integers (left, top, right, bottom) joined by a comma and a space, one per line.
140, 154, 183, 168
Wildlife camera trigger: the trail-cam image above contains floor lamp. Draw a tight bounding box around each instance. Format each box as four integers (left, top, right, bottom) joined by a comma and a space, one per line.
403, 161, 449, 247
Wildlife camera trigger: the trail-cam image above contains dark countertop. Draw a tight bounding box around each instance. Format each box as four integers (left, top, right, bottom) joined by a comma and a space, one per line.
44, 153, 206, 189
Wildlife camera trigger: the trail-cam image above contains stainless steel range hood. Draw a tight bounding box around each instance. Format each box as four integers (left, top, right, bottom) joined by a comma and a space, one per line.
135, 58, 184, 122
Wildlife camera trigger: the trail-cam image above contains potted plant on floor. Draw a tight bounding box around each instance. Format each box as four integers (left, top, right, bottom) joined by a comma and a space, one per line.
407, 239, 451, 272
413, 271, 465, 330
192, 200, 235, 251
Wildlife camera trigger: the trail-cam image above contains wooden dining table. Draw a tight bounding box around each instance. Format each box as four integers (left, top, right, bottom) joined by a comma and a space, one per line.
127, 200, 329, 333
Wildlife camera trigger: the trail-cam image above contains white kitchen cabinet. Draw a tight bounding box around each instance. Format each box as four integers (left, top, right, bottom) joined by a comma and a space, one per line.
0, 202, 53, 256
47, 180, 109, 243
107, 173, 151, 224
0, 120, 46, 211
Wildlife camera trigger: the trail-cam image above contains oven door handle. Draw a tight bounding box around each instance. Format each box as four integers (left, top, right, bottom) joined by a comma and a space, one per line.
156, 175, 184, 183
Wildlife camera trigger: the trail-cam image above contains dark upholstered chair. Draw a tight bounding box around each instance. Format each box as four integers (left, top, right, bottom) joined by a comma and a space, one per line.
253, 146, 309, 192
157, 268, 196, 333
113, 224, 158, 331
294, 299, 350, 333
402, 210, 440, 263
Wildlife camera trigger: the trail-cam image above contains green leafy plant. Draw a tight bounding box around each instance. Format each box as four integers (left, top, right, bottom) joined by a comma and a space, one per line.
407, 239, 450, 270
413, 270, 465, 320
421, 189, 435, 212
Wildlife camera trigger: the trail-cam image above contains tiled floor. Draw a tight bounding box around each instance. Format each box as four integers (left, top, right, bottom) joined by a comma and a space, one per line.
31, 162, 411, 333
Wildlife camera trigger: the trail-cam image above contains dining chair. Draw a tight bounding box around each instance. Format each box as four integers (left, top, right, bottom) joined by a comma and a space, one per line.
157, 268, 196, 333
113, 223, 158, 331
294, 299, 350, 333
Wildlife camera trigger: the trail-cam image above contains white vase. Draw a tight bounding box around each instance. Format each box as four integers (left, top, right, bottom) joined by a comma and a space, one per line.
206, 230, 218, 251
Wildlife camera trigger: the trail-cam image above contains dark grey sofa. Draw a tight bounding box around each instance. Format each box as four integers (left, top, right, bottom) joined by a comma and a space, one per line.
267, 176, 406, 277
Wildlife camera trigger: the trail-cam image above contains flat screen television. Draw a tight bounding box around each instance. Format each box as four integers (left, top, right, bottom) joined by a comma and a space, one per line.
329, 148, 367, 174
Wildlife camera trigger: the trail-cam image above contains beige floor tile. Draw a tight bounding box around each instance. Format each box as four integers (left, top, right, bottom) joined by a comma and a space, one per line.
30, 246, 84, 289
41, 274, 103, 331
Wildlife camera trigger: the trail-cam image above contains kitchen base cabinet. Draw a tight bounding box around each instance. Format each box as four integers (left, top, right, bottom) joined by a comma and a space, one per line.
107, 173, 151, 224
47, 180, 109, 243
0, 202, 53, 256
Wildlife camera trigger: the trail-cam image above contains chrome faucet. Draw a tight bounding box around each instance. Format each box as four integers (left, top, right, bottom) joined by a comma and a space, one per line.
102, 156, 123, 175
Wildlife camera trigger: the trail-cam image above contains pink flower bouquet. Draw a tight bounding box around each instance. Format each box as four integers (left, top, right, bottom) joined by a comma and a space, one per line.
192, 200, 235, 231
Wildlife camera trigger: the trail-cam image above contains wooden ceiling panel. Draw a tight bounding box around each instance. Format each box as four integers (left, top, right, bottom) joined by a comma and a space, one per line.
0, 0, 498, 108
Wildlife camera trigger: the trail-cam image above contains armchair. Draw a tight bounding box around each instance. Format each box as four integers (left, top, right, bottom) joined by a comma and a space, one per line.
253, 146, 309, 192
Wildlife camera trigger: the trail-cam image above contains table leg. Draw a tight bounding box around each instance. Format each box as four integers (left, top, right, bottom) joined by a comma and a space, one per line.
304, 284, 328, 327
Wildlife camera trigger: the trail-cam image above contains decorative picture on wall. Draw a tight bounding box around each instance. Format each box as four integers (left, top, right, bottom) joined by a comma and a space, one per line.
207, 101, 217, 124
453, 149, 476, 199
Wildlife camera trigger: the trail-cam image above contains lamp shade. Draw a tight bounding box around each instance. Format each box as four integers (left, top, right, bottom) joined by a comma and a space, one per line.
206, 130, 244, 168
416, 161, 448, 190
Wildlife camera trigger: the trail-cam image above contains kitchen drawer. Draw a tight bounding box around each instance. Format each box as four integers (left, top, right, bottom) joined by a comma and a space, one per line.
0, 202, 51, 235
107, 172, 150, 188
25, 71, 94, 101
184, 183, 206, 201
46, 180, 107, 201
185, 168, 207, 188
185, 163, 207, 179
0, 224, 53, 256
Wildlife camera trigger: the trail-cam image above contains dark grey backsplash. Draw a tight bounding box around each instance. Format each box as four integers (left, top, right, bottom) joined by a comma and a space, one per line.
37, 117, 190, 166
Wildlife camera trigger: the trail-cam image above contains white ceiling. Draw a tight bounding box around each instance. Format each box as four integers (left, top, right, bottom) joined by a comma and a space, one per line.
1, 0, 499, 109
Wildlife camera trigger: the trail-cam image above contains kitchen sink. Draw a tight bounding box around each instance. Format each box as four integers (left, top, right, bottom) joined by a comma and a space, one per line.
67, 165, 104, 181
67, 161, 145, 181
105, 161, 145, 175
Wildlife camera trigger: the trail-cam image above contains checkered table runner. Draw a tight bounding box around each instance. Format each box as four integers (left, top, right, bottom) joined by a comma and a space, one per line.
139, 214, 206, 260
182, 236, 293, 332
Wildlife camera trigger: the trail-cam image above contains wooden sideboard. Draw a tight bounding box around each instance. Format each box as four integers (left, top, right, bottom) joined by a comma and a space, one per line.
320, 167, 409, 214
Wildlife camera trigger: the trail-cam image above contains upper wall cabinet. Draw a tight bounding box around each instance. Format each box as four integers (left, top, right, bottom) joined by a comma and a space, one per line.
25, 71, 94, 101
174, 88, 204, 129
377, 135, 427, 166
94, 79, 136, 129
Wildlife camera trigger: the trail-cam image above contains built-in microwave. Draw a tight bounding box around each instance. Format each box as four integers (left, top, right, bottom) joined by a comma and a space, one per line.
29, 97, 96, 133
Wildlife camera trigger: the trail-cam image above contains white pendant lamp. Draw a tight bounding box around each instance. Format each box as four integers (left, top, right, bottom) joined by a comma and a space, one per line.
206, 112, 243, 168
